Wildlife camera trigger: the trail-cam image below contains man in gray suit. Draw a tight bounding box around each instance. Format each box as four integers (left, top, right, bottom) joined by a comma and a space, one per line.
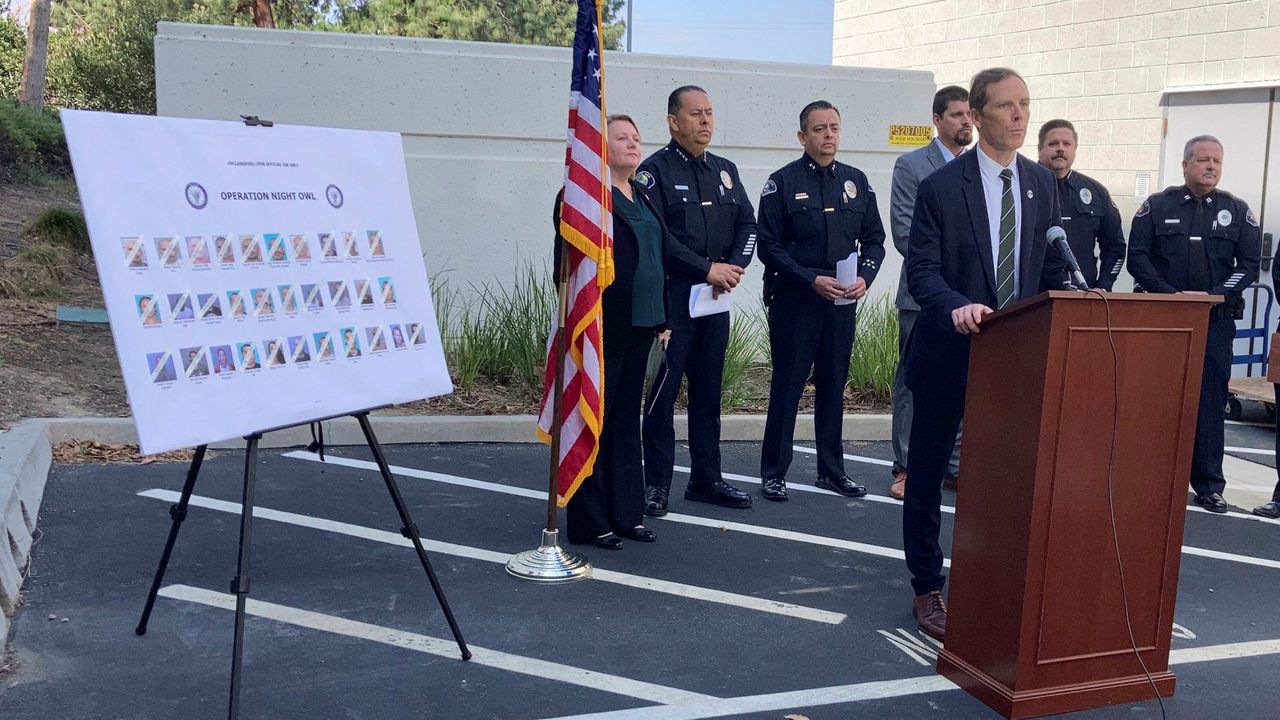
888, 85, 972, 501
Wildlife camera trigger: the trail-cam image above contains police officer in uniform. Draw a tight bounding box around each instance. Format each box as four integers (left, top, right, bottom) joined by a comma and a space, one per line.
1037, 119, 1126, 290
638, 85, 757, 516
755, 101, 886, 501
1128, 135, 1261, 513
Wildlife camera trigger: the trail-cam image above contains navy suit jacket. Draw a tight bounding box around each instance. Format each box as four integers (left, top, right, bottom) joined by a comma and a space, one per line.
903, 149, 1067, 401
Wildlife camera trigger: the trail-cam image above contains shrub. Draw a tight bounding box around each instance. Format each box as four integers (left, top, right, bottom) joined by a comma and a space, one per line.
27, 207, 90, 255
0, 13, 22, 100
847, 295, 899, 404
0, 100, 70, 182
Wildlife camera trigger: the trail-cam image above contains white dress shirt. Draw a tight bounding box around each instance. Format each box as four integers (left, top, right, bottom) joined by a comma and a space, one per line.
934, 137, 957, 163
975, 146, 1022, 299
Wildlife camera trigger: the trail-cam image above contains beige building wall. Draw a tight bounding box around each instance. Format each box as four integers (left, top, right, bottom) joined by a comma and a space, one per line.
832, 0, 1280, 219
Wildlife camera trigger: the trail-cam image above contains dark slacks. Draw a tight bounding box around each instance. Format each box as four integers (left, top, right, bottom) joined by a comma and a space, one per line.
891, 307, 962, 477
1190, 316, 1235, 498
760, 287, 856, 480
901, 318, 970, 596
643, 283, 729, 492
566, 323, 653, 542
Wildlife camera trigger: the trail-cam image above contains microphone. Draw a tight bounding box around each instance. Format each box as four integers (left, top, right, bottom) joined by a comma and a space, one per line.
1048, 226, 1089, 291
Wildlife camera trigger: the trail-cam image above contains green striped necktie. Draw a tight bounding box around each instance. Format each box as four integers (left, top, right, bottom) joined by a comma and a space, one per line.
996, 168, 1016, 308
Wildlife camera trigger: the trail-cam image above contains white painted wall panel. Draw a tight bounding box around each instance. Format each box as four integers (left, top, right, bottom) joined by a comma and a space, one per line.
155, 23, 934, 308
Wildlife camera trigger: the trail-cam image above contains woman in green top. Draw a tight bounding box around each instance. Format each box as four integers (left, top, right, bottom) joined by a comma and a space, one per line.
555, 114, 672, 550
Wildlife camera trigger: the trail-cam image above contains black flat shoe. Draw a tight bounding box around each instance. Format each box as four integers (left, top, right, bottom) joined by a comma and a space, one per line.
644, 487, 669, 518
618, 526, 657, 542
685, 479, 753, 508
816, 474, 868, 498
761, 476, 788, 502
590, 532, 623, 550
1254, 501, 1280, 519
1195, 492, 1228, 514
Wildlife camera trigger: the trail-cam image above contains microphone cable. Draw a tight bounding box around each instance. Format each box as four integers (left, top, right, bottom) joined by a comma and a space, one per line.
1087, 288, 1168, 720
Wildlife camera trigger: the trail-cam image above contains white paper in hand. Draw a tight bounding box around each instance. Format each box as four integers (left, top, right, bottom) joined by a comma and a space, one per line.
689, 283, 732, 317
834, 251, 859, 306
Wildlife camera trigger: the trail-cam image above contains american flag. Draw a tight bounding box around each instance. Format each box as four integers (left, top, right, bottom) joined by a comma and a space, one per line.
536, 0, 614, 507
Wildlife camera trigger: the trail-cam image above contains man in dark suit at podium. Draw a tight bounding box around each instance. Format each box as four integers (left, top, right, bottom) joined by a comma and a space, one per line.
901, 67, 1068, 639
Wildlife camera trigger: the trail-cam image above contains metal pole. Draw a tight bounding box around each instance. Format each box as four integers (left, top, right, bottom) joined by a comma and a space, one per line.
505, 234, 590, 583
627, 0, 634, 52
355, 413, 471, 659
136, 444, 207, 635
227, 434, 261, 720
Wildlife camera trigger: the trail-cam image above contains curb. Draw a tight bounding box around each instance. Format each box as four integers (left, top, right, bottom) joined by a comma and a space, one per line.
0, 411, 891, 643
0, 420, 52, 644
31, 413, 893, 448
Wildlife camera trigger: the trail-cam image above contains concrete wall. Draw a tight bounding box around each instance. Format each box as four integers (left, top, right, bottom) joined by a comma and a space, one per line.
832, 0, 1280, 286
155, 23, 935, 310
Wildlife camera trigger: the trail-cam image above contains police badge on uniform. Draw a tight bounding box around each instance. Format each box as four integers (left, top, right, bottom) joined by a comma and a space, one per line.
761, 179, 777, 196
1079, 187, 1092, 205
1247, 210, 1259, 227
636, 170, 655, 189
1218, 209, 1232, 227
844, 179, 857, 199
720, 170, 733, 190
1136, 199, 1150, 217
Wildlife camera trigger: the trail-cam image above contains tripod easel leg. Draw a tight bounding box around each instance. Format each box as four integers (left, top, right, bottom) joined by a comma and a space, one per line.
136, 444, 208, 636
354, 413, 471, 660
227, 433, 261, 720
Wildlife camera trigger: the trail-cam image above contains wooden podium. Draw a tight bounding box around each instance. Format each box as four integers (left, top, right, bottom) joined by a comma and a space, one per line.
936, 291, 1218, 719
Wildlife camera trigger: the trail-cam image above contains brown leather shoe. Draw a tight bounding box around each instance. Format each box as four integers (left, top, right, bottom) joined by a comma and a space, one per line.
913, 590, 947, 640
889, 470, 907, 501
942, 472, 958, 493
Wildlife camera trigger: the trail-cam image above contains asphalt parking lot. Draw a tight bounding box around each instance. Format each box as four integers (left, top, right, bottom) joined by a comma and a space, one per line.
3, 433, 1279, 719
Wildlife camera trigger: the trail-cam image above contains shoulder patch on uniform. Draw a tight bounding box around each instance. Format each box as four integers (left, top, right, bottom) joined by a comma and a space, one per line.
1247, 209, 1259, 227
1135, 200, 1150, 218
636, 170, 654, 189
761, 178, 777, 197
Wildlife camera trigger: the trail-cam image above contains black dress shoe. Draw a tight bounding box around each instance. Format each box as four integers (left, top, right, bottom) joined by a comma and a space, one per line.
618, 526, 657, 542
761, 476, 788, 502
590, 533, 624, 550
1195, 492, 1229, 514
685, 479, 753, 508
644, 487, 669, 518
1253, 501, 1280, 519
816, 474, 868, 498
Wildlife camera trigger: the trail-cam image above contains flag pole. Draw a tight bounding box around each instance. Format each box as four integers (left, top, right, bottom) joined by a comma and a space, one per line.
546, 248, 571, 534
506, 0, 602, 584
506, 240, 591, 582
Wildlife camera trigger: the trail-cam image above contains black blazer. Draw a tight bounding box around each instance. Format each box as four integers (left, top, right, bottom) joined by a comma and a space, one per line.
903, 150, 1067, 400
553, 178, 684, 334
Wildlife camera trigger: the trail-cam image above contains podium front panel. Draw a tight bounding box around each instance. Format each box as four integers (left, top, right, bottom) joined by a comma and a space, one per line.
1033, 324, 1197, 675
941, 293, 1211, 718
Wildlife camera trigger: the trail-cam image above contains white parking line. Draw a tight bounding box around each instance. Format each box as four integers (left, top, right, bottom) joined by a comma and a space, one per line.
282, 452, 1280, 572
675, 463, 945, 513
138, 490, 846, 625
1226, 445, 1275, 457
536, 636, 1280, 720
786, 445, 1280, 524
792, 444, 894, 467
282, 452, 930, 567
158, 584, 715, 705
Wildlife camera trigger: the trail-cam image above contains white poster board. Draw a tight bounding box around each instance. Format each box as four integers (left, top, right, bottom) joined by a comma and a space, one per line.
63, 111, 452, 454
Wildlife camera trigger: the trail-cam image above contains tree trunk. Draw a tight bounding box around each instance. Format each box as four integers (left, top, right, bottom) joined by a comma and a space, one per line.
251, 0, 275, 28
19, 0, 52, 110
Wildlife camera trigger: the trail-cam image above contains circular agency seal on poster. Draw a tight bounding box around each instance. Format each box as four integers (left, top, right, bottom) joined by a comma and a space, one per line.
184, 182, 208, 210
325, 184, 344, 209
